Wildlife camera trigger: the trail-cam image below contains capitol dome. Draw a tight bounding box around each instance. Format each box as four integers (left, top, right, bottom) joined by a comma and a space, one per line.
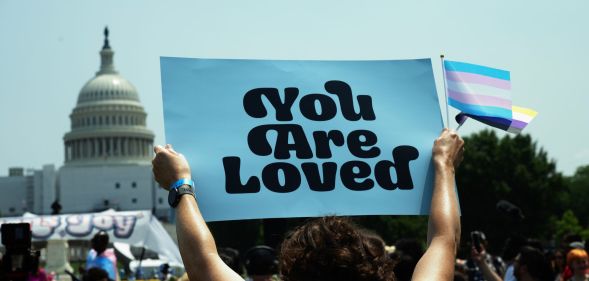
63, 28, 154, 166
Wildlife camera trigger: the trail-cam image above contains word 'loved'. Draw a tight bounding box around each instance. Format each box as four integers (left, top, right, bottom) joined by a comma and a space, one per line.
223, 80, 419, 193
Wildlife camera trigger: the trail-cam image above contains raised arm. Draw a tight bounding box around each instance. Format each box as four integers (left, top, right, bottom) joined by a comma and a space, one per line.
152, 145, 244, 281
412, 129, 464, 281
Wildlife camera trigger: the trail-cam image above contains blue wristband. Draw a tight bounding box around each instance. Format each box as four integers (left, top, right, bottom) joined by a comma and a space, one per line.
170, 178, 194, 191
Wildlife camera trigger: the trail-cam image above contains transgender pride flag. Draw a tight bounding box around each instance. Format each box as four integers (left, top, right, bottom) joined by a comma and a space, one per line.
444, 60, 512, 120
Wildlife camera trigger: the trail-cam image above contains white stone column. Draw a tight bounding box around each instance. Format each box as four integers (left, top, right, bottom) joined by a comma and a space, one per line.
75, 141, 79, 160
109, 138, 114, 156
140, 139, 145, 156
81, 140, 85, 159
86, 139, 90, 159
101, 138, 106, 157
93, 139, 98, 157
116, 137, 121, 156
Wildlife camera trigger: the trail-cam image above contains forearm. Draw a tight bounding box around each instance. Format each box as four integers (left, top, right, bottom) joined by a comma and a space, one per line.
427, 162, 460, 251
176, 196, 217, 279
176, 196, 243, 281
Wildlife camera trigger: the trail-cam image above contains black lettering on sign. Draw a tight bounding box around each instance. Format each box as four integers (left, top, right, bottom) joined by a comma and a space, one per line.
224, 80, 420, 194
223, 157, 260, 194
324, 80, 376, 121
374, 146, 419, 190
247, 124, 313, 159
243, 87, 299, 121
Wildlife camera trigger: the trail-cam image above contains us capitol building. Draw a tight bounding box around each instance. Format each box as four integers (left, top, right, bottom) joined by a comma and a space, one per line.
0, 28, 169, 219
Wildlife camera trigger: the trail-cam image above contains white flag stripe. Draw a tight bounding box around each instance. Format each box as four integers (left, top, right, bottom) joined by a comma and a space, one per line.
512, 111, 535, 123
446, 80, 511, 99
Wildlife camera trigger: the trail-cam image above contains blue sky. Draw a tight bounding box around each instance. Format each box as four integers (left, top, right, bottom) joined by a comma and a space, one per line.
0, 0, 587, 175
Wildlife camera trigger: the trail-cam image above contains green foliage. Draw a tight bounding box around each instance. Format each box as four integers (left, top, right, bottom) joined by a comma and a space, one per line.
552, 210, 589, 243
565, 165, 589, 226
457, 130, 567, 253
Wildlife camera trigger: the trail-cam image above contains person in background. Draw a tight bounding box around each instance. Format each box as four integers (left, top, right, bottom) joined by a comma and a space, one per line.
219, 247, 244, 276
159, 263, 175, 281
466, 231, 506, 281
391, 238, 424, 281
470, 244, 503, 281
565, 249, 589, 281
500, 235, 527, 281
86, 231, 118, 281
28, 252, 51, 281
548, 249, 566, 281
83, 268, 110, 281
513, 246, 553, 281
151, 128, 464, 281
244, 246, 278, 281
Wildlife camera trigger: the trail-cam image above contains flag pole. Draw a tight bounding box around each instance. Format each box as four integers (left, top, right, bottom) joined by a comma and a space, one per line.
456, 122, 463, 131
440, 55, 451, 129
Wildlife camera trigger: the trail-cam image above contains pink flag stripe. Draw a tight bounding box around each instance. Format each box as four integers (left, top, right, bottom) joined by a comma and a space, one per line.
445, 71, 511, 90
448, 90, 512, 110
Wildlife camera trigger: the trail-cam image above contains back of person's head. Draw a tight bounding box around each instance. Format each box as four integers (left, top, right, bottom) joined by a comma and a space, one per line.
567, 248, 588, 265
279, 216, 395, 281
359, 229, 387, 259
502, 235, 526, 261
392, 254, 416, 281
516, 246, 553, 281
161, 263, 170, 275
394, 238, 424, 261
84, 267, 109, 281
219, 247, 243, 276
91, 231, 109, 254
244, 245, 278, 276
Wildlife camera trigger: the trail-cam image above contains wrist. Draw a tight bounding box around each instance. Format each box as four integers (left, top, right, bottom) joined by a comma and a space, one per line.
434, 159, 455, 172
169, 178, 193, 190
168, 179, 195, 208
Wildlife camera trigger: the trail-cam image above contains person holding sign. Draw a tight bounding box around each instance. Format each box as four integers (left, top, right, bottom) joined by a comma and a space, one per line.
152, 128, 464, 281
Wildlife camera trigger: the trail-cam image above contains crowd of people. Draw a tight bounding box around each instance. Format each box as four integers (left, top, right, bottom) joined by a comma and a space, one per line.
19, 224, 589, 281
6, 129, 588, 281
210, 229, 589, 281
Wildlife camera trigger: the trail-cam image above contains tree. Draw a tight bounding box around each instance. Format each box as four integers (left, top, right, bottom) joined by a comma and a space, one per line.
457, 130, 567, 253
552, 210, 589, 243
565, 165, 589, 226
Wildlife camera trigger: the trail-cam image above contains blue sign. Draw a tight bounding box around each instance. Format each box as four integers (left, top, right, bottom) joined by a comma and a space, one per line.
160, 58, 443, 221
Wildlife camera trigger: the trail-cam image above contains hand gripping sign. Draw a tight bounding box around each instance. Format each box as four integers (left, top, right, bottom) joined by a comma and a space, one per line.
160, 58, 443, 221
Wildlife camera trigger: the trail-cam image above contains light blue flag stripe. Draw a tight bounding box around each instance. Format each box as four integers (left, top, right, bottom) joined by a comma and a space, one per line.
444, 60, 510, 81
449, 98, 513, 119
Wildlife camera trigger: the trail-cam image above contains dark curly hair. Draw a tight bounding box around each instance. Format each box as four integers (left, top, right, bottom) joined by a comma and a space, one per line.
279, 216, 396, 281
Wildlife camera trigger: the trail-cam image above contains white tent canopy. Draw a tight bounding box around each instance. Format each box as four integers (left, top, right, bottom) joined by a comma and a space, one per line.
0, 209, 182, 264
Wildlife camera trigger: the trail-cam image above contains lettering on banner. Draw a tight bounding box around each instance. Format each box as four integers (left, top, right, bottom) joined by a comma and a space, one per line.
65, 213, 139, 238
65, 215, 93, 237
0, 213, 140, 239
113, 215, 138, 238
0, 217, 61, 239
224, 80, 419, 193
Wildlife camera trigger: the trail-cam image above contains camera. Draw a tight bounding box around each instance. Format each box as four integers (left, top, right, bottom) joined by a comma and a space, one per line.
1, 223, 40, 281
470, 231, 484, 253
